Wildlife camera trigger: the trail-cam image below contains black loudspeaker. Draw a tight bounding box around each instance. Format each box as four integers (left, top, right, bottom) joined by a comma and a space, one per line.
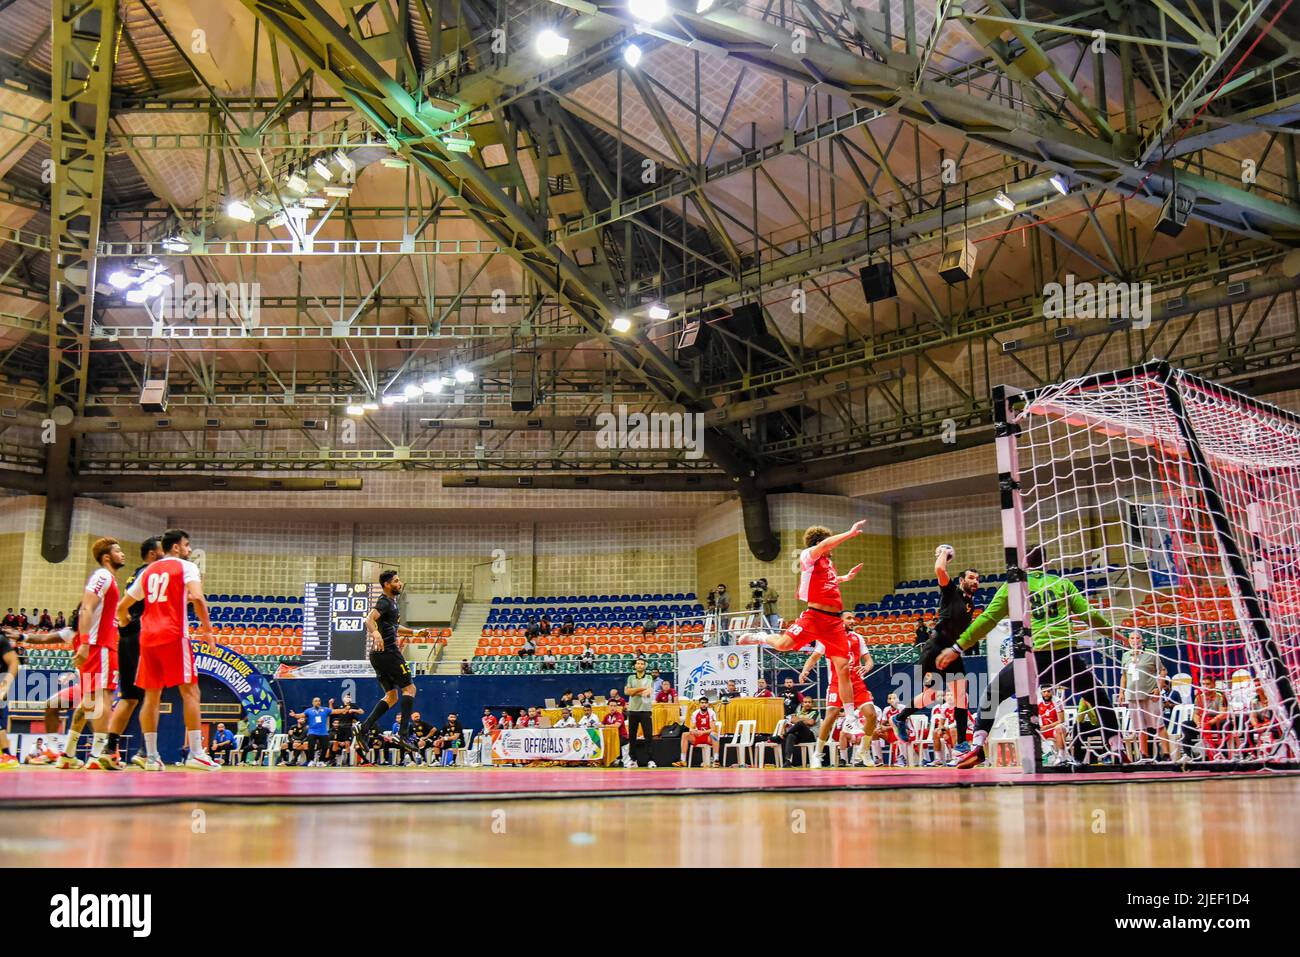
678, 317, 706, 358
1156, 186, 1194, 237
729, 302, 767, 339
858, 262, 897, 302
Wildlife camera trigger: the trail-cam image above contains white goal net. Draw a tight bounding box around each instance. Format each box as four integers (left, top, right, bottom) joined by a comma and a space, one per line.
998, 361, 1300, 769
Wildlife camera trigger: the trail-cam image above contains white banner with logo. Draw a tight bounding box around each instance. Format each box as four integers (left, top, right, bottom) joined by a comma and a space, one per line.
490, 727, 606, 762
677, 646, 759, 699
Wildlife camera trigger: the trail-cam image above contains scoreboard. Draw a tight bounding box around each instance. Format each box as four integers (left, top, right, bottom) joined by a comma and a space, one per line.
302, 583, 383, 660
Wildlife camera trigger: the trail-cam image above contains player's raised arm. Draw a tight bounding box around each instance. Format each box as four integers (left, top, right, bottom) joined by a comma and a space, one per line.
807, 519, 868, 561
934, 544, 954, 587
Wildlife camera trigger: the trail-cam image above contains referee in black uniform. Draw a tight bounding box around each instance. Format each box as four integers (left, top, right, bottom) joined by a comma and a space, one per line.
99, 536, 164, 770
355, 570, 422, 754
893, 544, 978, 757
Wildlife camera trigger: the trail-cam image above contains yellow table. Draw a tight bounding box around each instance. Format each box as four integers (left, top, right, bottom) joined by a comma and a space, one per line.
541, 705, 610, 726
653, 697, 784, 734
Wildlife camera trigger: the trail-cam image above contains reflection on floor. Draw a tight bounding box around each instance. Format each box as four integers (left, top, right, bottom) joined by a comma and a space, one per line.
3, 776, 1297, 867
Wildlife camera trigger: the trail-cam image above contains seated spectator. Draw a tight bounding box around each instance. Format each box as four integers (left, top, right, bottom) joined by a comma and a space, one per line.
526, 706, 542, 726
633, 645, 647, 659
37, 609, 52, 630
408, 712, 435, 765
25, 737, 59, 765
578, 646, 595, 671
460, 658, 474, 675
209, 722, 236, 764
915, 618, 932, 645
553, 708, 577, 728
655, 680, 676, 703
652, 669, 664, 695
284, 715, 310, 766
641, 614, 657, 636
498, 711, 515, 730
0, 609, 16, 630
482, 708, 499, 735
577, 706, 601, 730
607, 688, 625, 706
538, 616, 552, 636
541, 651, 557, 671
326, 718, 350, 766
603, 701, 630, 766
53, 611, 65, 630
674, 696, 719, 767
755, 678, 774, 698
432, 713, 463, 764
518, 631, 537, 657
782, 699, 819, 766
720, 680, 741, 702
560, 615, 575, 636
558, 690, 575, 708
17, 608, 29, 630
581, 689, 597, 707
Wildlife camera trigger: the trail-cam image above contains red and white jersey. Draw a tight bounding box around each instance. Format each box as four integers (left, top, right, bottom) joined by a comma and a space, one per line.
483, 714, 499, 732
1038, 700, 1060, 729
81, 568, 120, 650
797, 547, 841, 610
933, 702, 955, 726
126, 557, 201, 648
691, 707, 717, 732
814, 630, 867, 665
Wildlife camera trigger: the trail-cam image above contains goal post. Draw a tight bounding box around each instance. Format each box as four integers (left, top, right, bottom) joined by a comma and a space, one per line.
996, 360, 1300, 771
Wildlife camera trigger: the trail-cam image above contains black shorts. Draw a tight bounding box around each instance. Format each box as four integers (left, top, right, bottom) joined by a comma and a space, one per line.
919, 638, 966, 677
369, 648, 412, 692
116, 631, 144, 702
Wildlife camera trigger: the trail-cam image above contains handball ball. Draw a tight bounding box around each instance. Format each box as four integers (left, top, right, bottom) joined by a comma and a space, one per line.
937, 544, 954, 559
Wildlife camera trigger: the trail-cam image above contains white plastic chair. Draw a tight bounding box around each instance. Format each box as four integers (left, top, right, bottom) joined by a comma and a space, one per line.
722, 719, 756, 767
899, 714, 929, 766
454, 729, 476, 766
266, 733, 288, 767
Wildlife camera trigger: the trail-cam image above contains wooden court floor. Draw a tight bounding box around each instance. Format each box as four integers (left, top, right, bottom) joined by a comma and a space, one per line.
2, 774, 1298, 867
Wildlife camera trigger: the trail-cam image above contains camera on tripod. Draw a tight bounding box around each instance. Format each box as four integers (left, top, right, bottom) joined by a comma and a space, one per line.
748, 578, 767, 609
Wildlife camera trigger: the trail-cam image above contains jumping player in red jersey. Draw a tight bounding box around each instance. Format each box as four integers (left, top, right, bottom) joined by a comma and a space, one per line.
116, 528, 219, 771
797, 610, 876, 767
740, 521, 865, 726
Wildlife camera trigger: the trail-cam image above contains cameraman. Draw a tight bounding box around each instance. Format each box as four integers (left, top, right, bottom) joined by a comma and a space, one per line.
756, 578, 780, 630
706, 583, 731, 645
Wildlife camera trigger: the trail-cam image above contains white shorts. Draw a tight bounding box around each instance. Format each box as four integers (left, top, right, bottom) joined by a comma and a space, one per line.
1127, 696, 1161, 732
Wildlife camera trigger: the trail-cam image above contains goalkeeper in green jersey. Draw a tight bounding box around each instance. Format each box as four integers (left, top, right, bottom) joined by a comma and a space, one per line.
935, 544, 1123, 769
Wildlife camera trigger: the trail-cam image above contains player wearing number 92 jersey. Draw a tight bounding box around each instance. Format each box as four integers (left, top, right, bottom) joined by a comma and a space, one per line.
126, 555, 203, 688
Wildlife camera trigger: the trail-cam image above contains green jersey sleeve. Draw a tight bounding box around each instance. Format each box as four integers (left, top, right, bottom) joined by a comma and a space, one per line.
957, 584, 1008, 651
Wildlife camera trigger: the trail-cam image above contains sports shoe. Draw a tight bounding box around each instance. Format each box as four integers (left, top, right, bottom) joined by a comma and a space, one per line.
0, 754, 19, 770
953, 741, 971, 757
130, 752, 148, 769
55, 754, 84, 770
96, 753, 128, 771
185, 753, 221, 771
142, 757, 166, 771
672, 760, 686, 767
810, 748, 823, 769
647, 761, 656, 768
891, 714, 910, 742
841, 710, 864, 736
954, 745, 986, 770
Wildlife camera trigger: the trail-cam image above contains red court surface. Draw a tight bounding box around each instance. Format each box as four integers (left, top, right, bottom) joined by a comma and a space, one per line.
5, 764, 1293, 808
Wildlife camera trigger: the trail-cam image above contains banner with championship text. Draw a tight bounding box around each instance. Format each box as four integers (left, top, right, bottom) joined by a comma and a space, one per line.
490, 727, 605, 762
677, 646, 759, 699
191, 639, 283, 731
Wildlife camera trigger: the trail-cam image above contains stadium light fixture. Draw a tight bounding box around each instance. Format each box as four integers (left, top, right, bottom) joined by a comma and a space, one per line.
1050, 173, 1070, 196
441, 131, 475, 153
363, 401, 379, 412
629, 0, 667, 22
302, 196, 329, 209
334, 150, 356, 175
381, 394, 399, 406
994, 190, 1016, 212
535, 29, 570, 58
312, 158, 333, 181
695, 0, 714, 11
161, 235, 189, 253
423, 377, 443, 394
346, 404, 365, 416
647, 302, 670, 320
225, 199, 255, 222
107, 270, 135, 290
323, 185, 352, 198
125, 288, 149, 303
266, 211, 288, 229
381, 155, 408, 169
285, 171, 309, 194
623, 43, 643, 68
611, 315, 633, 333
453, 367, 475, 383
403, 383, 425, 398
